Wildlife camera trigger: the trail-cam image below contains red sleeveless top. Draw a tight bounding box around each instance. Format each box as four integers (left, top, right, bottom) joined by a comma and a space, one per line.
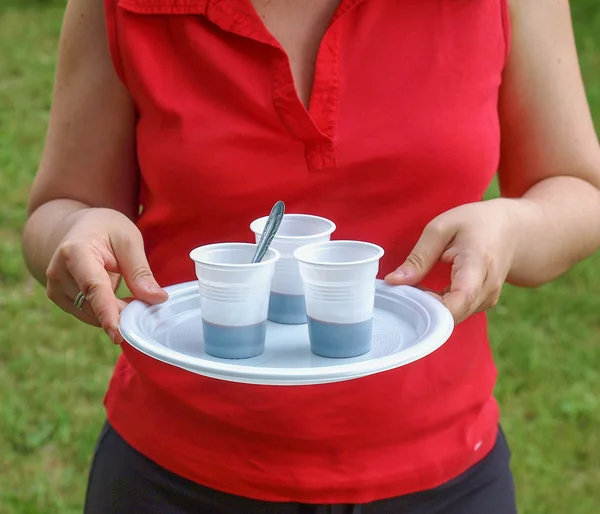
104, 0, 510, 503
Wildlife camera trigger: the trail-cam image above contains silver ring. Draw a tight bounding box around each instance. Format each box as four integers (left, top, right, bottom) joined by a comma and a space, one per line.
74, 291, 86, 311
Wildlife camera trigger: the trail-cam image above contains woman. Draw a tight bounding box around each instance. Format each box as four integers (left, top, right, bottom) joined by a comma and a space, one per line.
22, 0, 600, 512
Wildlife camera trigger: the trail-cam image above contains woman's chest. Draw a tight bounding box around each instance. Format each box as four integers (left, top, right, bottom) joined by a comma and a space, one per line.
249, 0, 341, 108
113, 0, 509, 211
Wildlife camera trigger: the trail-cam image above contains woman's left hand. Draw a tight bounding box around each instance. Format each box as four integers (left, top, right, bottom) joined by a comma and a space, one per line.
385, 198, 526, 324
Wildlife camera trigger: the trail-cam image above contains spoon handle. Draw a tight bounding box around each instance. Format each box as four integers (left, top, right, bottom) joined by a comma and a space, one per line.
252, 200, 285, 263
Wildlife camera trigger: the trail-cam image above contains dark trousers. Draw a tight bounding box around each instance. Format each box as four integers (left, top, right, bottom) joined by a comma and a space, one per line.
84, 422, 518, 514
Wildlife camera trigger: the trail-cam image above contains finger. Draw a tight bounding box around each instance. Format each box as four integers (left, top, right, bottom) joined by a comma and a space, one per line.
416, 285, 442, 295
50, 263, 123, 303
474, 283, 502, 313
442, 252, 488, 323
53, 293, 103, 327
417, 284, 451, 296
48, 267, 128, 344
385, 220, 456, 285
69, 275, 130, 321
111, 232, 169, 304
64, 269, 129, 315
65, 255, 121, 341
46, 275, 98, 320
422, 289, 444, 302
413, 285, 444, 299
49, 267, 92, 301
117, 296, 134, 312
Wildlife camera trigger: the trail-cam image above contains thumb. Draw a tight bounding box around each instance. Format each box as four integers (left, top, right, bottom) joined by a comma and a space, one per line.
112, 231, 169, 304
385, 220, 454, 285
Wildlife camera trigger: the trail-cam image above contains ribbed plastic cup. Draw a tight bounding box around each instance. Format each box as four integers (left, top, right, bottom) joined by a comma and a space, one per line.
293, 240, 385, 358
189, 243, 280, 359
250, 214, 336, 325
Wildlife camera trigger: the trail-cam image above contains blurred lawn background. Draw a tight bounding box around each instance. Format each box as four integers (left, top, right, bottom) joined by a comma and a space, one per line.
1, 1, 599, 513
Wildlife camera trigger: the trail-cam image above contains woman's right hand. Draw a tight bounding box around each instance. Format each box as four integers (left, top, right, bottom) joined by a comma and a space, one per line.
45, 208, 169, 344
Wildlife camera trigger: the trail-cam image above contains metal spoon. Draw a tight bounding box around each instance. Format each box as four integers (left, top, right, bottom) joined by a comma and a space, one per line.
252, 200, 285, 263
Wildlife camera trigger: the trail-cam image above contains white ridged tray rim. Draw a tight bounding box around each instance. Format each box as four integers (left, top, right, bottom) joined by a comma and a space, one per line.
119, 280, 454, 385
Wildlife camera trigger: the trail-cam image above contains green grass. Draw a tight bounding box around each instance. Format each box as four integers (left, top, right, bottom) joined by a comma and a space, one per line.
1, 2, 600, 513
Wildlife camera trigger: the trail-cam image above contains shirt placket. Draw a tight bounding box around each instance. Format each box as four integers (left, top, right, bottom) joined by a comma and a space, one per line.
127, 0, 365, 171
270, 24, 341, 171
203, 0, 362, 171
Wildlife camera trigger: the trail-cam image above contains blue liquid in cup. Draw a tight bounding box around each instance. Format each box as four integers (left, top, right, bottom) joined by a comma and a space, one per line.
268, 292, 307, 325
202, 319, 267, 359
307, 317, 373, 358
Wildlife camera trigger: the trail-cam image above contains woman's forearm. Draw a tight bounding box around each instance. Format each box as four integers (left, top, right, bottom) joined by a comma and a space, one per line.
22, 199, 92, 286
506, 176, 600, 287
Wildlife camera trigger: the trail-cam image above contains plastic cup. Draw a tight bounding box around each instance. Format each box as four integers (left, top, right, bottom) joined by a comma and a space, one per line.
189, 243, 280, 359
250, 214, 336, 325
293, 240, 385, 358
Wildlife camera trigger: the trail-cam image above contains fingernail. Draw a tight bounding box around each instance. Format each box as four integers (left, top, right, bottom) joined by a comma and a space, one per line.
389, 269, 407, 279
107, 329, 117, 345
148, 283, 163, 293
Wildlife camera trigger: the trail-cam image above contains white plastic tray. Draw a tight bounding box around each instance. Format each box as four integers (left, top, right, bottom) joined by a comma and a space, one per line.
119, 280, 454, 386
